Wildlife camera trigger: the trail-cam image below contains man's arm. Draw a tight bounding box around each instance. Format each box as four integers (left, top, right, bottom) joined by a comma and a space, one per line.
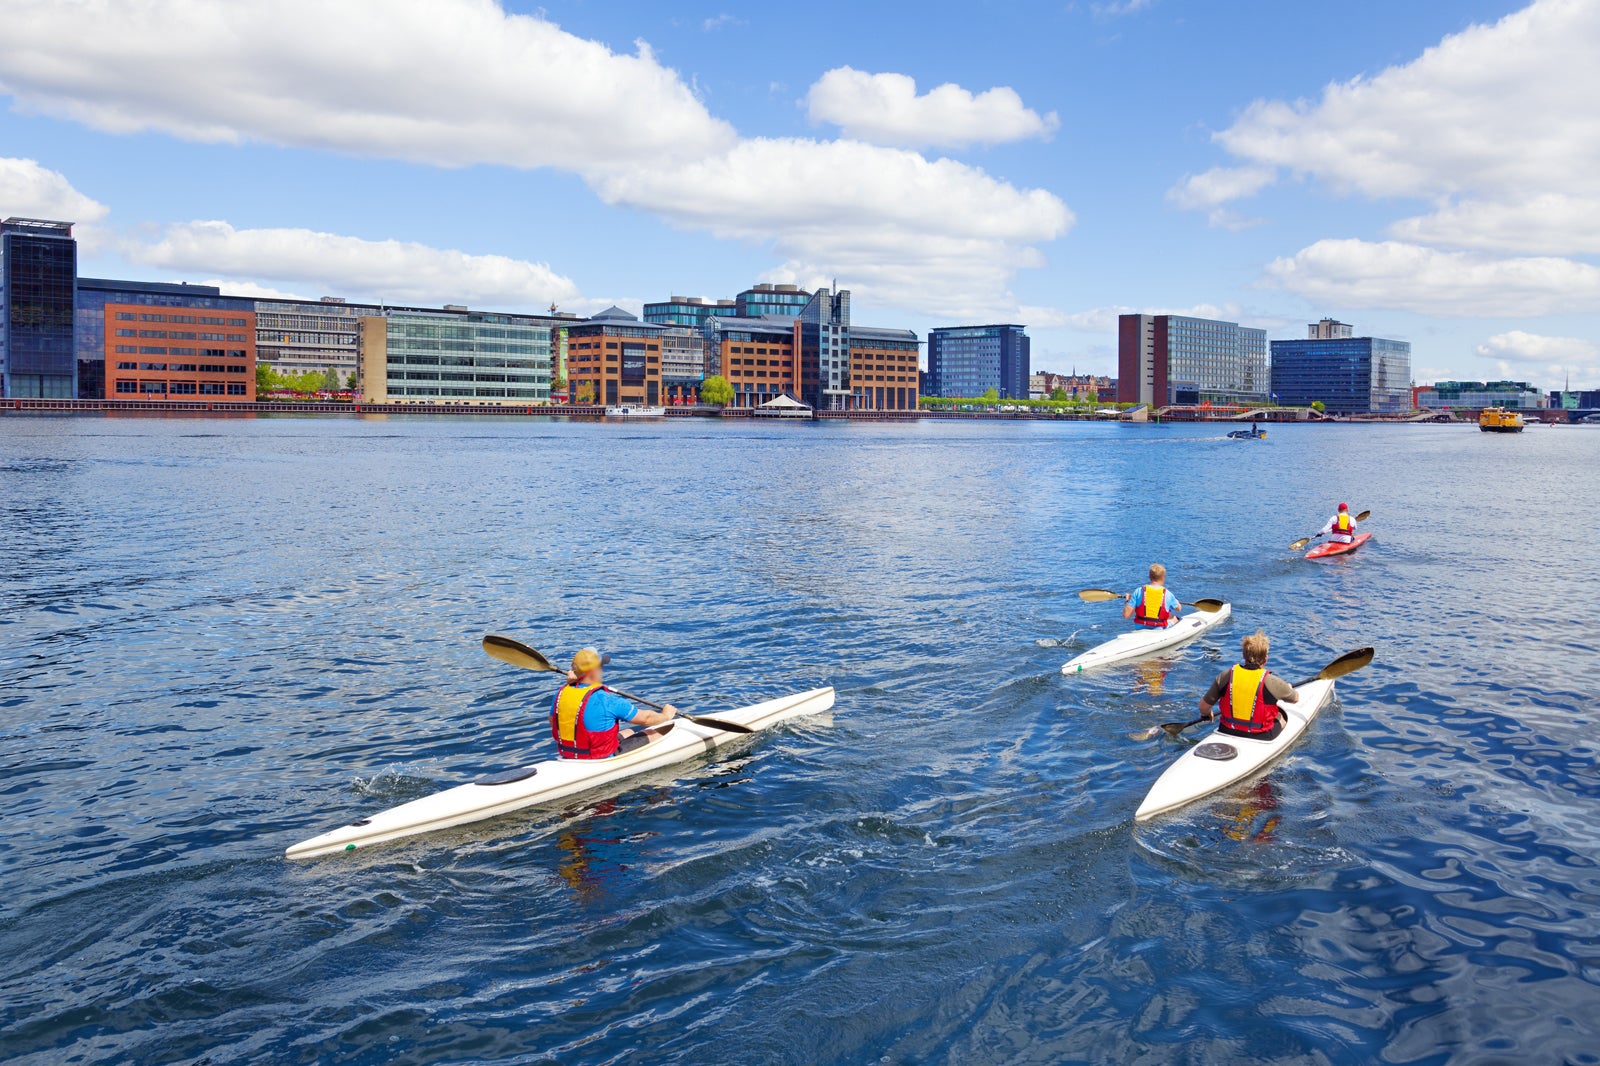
589, 689, 677, 731
1197, 672, 1228, 717
1267, 675, 1299, 704
1121, 591, 1135, 620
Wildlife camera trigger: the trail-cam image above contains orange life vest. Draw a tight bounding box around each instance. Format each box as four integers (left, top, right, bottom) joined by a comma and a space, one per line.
550, 683, 619, 759
1219, 665, 1276, 734
1133, 584, 1171, 628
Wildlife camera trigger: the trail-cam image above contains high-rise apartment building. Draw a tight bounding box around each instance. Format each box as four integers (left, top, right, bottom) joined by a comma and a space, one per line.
1, 218, 77, 398
1117, 314, 1268, 406
927, 324, 1030, 399
1270, 324, 1412, 414
358, 309, 553, 404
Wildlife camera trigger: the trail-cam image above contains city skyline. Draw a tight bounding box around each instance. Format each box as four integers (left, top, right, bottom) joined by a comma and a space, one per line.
1, 0, 1596, 389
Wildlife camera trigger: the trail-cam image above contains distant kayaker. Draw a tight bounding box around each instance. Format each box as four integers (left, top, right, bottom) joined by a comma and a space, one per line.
551, 648, 677, 759
1123, 563, 1181, 629
1317, 502, 1358, 544
1198, 630, 1299, 741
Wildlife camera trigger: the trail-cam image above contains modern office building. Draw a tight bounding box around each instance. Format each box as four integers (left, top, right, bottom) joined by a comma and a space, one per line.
791, 286, 919, 411
1, 218, 78, 398
565, 305, 665, 406
255, 296, 385, 381
736, 283, 812, 319
1415, 380, 1542, 410
76, 279, 254, 399
1270, 322, 1412, 414
358, 309, 552, 404
705, 315, 799, 408
850, 326, 921, 411
660, 326, 706, 403
927, 324, 1030, 399
1117, 314, 1268, 406
642, 295, 737, 328
103, 303, 256, 401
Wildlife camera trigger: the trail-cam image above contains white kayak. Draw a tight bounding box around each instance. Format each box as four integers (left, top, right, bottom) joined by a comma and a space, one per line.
1061, 603, 1232, 674
286, 686, 835, 859
1134, 678, 1335, 821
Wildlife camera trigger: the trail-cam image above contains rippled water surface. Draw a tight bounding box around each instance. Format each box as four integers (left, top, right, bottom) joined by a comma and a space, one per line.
3, 414, 1599, 1065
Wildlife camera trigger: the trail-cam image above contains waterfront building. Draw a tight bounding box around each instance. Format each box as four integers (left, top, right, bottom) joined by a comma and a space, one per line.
789, 286, 919, 412
661, 325, 705, 404
1416, 380, 1543, 410
927, 324, 1030, 399
642, 295, 737, 328
255, 296, 385, 382
103, 302, 256, 401
1116, 314, 1268, 407
1270, 321, 1411, 414
851, 326, 921, 411
736, 283, 812, 319
1029, 371, 1112, 401
358, 309, 552, 404
1, 218, 77, 399
76, 279, 253, 399
565, 306, 665, 406
705, 315, 799, 408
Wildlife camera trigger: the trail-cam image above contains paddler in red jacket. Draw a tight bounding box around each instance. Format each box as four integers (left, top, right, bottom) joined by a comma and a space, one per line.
1198, 630, 1299, 741
551, 648, 677, 759
1122, 563, 1181, 629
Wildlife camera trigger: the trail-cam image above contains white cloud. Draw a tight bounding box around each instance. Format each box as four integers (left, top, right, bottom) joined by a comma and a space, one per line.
199, 279, 306, 301
805, 67, 1059, 149
1093, 0, 1154, 16
0, 0, 734, 170
0, 156, 108, 222
0, 0, 1072, 322
1475, 331, 1600, 388
1389, 195, 1600, 256
1263, 239, 1600, 317
127, 221, 583, 309
1165, 165, 1275, 228
589, 137, 1073, 318
1049, 302, 1273, 333
702, 14, 742, 31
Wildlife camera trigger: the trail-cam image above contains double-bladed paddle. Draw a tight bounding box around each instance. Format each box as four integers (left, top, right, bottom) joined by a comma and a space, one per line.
1130, 646, 1376, 741
1289, 510, 1371, 551
481, 634, 755, 734
1077, 589, 1226, 613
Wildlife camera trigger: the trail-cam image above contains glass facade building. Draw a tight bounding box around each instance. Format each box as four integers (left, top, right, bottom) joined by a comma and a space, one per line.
1, 218, 78, 399
360, 311, 552, 404
76, 279, 253, 399
1116, 313, 1266, 406
1270, 335, 1411, 414
1416, 380, 1541, 410
927, 324, 1030, 400
642, 295, 737, 328
735, 284, 812, 319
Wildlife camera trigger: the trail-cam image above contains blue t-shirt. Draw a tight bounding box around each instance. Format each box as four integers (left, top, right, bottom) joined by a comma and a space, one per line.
551, 687, 642, 735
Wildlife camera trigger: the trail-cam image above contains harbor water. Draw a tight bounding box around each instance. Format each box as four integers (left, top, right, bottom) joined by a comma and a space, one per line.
3, 415, 1598, 1064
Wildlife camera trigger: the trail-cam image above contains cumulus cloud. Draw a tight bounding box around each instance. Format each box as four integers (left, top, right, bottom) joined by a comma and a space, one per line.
0, 0, 734, 170
805, 67, 1059, 149
0, 156, 108, 222
1263, 239, 1600, 317
1475, 331, 1600, 388
1165, 165, 1274, 228
127, 221, 583, 309
1043, 302, 1297, 333
0, 0, 1072, 321
1389, 194, 1600, 256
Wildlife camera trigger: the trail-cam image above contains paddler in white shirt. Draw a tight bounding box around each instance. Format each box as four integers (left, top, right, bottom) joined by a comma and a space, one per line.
1316, 502, 1357, 545
1123, 563, 1181, 629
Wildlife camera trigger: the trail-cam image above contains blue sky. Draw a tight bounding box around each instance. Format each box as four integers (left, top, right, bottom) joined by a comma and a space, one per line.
2, 0, 1596, 387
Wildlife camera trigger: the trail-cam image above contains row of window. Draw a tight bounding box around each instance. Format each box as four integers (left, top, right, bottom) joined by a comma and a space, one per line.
386, 371, 548, 383
114, 361, 248, 373
112, 347, 248, 358
114, 380, 248, 395
385, 386, 546, 399
390, 355, 544, 369
114, 311, 249, 327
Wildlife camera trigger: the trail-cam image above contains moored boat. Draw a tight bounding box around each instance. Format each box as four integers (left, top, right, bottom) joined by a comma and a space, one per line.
605, 404, 666, 418
1135, 678, 1335, 821
286, 686, 834, 859
1062, 603, 1231, 674
1479, 408, 1525, 433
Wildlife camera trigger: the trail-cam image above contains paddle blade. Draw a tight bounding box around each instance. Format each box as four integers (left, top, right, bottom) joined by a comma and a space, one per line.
1318, 646, 1375, 681
1355, 509, 1371, 522
1129, 725, 1164, 741
482, 634, 561, 674
1288, 537, 1312, 551
1079, 589, 1123, 602
686, 714, 756, 735
1188, 598, 1225, 613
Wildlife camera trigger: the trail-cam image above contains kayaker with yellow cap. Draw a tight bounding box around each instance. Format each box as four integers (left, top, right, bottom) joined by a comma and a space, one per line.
1122, 563, 1181, 629
550, 648, 677, 759
1198, 630, 1299, 741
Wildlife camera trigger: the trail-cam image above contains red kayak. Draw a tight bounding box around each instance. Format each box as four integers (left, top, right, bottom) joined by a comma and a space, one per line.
1306, 532, 1373, 560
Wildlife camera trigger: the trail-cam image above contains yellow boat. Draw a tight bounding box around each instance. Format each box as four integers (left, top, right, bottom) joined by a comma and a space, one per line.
1479, 408, 1525, 433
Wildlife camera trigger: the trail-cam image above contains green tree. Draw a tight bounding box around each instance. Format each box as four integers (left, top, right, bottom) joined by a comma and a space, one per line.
346, 372, 358, 391
256, 363, 276, 392
1049, 387, 1068, 401
321, 367, 340, 392
574, 381, 596, 404
1311, 400, 1326, 413
981, 387, 1000, 403
699, 375, 734, 406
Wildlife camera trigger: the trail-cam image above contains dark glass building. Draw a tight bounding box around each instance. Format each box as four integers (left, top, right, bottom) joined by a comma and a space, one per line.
1270, 333, 1411, 414
926, 324, 1030, 399
1, 218, 78, 399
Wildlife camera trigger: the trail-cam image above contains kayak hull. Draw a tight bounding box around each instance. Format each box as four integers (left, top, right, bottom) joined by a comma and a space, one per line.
286, 686, 835, 859
1305, 532, 1372, 560
1134, 678, 1335, 821
1062, 603, 1232, 674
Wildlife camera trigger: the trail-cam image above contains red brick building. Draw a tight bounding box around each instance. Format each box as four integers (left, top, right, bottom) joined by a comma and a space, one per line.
104, 303, 256, 401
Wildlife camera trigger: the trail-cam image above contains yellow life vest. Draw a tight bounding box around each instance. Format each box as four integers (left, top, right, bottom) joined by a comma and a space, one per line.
1336, 512, 1353, 533
552, 682, 614, 758
1134, 584, 1170, 627
1226, 666, 1266, 721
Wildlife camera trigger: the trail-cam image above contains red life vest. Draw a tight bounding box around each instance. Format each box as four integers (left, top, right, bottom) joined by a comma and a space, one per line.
1133, 584, 1171, 628
550, 682, 619, 759
1219, 665, 1276, 733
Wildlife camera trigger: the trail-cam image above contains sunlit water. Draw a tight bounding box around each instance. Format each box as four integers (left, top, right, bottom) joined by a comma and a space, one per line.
2, 414, 1598, 1064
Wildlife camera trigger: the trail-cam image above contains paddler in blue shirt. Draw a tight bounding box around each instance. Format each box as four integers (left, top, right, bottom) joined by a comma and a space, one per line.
1198, 630, 1299, 741
551, 648, 677, 759
1123, 563, 1181, 629
1316, 502, 1357, 544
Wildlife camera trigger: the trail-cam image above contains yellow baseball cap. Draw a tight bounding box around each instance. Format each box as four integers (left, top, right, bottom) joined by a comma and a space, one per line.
571, 648, 611, 674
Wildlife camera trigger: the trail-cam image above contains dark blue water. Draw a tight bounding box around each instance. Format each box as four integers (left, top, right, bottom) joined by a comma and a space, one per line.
3, 415, 1598, 1064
